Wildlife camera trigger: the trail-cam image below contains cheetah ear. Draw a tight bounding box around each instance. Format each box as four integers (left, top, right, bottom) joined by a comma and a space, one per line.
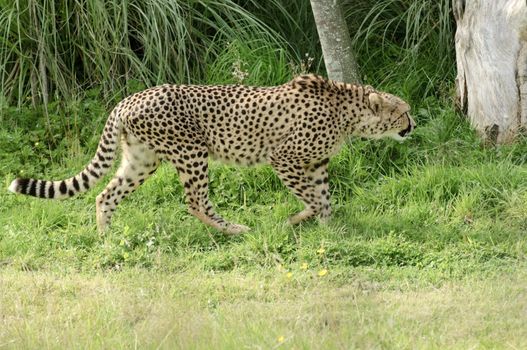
368, 93, 383, 114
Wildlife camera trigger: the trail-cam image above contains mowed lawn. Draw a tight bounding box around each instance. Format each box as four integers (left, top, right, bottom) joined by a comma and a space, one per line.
1, 266, 526, 349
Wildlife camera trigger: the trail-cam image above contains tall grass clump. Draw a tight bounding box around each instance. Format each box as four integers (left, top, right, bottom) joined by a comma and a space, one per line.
203, 39, 295, 86
0, 0, 292, 106
239, 1, 323, 67
343, 0, 455, 102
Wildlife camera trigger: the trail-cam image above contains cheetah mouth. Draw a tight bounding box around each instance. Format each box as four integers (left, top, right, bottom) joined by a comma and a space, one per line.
397, 114, 414, 138
398, 124, 412, 138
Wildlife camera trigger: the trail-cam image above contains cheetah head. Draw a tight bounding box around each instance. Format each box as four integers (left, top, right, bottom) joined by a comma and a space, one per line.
352, 88, 415, 141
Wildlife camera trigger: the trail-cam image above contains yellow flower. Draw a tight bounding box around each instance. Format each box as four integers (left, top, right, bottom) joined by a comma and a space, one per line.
317, 247, 326, 255
317, 269, 328, 277
300, 262, 308, 270
286, 272, 293, 279
277, 335, 285, 343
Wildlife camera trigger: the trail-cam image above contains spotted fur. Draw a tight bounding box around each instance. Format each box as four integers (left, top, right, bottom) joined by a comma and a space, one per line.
8, 75, 415, 234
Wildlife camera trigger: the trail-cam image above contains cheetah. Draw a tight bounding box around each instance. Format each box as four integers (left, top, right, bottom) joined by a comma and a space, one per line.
8, 75, 415, 234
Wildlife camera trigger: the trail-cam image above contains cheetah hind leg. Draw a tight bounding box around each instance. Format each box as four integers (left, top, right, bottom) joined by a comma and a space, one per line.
170, 149, 250, 235
96, 135, 159, 233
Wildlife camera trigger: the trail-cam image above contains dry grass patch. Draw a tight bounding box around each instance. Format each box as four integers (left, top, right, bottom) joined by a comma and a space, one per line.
1, 267, 526, 349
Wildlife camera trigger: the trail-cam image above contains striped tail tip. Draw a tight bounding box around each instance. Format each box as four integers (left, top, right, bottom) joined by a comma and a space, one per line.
8, 178, 25, 194
8, 178, 52, 198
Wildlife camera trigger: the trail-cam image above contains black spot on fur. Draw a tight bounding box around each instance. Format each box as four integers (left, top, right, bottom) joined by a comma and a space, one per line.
28, 180, 37, 197
72, 177, 80, 191
59, 181, 67, 194
48, 183, 55, 198
89, 169, 100, 178
17, 178, 30, 194
39, 181, 47, 197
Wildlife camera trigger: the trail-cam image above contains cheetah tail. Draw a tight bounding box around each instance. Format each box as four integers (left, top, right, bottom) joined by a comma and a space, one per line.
8, 110, 122, 199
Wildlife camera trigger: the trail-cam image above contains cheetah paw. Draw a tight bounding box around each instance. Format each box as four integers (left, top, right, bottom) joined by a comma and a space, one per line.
318, 215, 331, 225
287, 210, 316, 225
224, 223, 251, 235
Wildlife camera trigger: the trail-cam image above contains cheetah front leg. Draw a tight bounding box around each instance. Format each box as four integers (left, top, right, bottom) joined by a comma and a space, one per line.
270, 147, 329, 225
306, 159, 331, 222
169, 146, 250, 235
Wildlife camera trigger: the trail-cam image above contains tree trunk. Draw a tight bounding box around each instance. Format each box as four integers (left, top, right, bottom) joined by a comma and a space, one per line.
310, 0, 360, 83
453, 0, 527, 144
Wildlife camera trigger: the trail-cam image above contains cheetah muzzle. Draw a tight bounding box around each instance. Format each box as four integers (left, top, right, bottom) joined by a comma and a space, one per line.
8, 75, 415, 235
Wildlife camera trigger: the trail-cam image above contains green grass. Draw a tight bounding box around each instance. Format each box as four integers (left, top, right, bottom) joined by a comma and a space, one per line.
0, 0, 294, 105
2, 95, 527, 347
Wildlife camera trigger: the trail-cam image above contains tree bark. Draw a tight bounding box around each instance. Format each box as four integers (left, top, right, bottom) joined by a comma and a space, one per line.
310, 0, 360, 83
453, 0, 527, 144
519, 33, 527, 127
